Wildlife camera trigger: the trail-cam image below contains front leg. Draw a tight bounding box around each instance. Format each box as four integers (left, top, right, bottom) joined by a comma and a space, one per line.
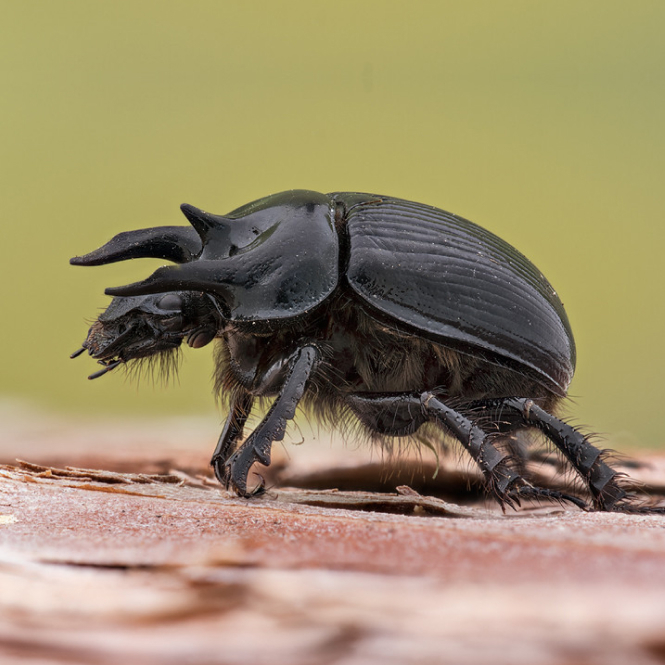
210, 391, 254, 484
224, 344, 320, 496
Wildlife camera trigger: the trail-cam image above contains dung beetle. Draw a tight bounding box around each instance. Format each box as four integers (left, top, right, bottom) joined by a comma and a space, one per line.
71, 190, 661, 512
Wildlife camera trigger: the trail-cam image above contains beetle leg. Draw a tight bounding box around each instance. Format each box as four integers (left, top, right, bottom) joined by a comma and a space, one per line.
210, 391, 254, 485
347, 391, 584, 509
224, 345, 320, 497
346, 392, 428, 436
491, 398, 630, 511
419, 393, 585, 510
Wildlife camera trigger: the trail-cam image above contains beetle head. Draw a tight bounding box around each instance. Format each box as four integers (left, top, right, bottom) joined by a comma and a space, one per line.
73, 191, 340, 322
72, 292, 219, 380
71, 191, 340, 377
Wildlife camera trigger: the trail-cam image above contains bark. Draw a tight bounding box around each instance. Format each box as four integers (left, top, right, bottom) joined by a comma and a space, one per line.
1, 416, 664, 665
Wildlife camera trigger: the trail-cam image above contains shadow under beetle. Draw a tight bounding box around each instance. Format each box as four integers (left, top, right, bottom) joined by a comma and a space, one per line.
70, 190, 662, 512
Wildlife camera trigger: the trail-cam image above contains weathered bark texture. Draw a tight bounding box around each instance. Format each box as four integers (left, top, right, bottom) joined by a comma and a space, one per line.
1, 416, 665, 665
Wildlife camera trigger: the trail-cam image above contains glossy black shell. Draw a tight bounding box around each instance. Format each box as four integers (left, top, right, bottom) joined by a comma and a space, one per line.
333, 193, 576, 395
72, 190, 576, 396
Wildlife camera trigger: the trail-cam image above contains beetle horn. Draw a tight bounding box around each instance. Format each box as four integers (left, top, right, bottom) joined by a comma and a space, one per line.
104, 262, 231, 298
180, 204, 233, 244
104, 261, 236, 313
70, 226, 201, 266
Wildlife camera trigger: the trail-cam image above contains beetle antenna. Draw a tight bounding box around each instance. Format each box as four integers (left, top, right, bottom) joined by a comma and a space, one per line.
70, 347, 86, 359
88, 359, 122, 380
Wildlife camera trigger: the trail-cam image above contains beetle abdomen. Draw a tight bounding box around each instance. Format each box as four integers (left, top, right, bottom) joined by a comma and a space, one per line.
336, 194, 576, 395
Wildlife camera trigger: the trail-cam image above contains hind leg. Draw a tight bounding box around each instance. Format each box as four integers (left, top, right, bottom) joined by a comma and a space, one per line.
467, 397, 665, 513
347, 392, 585, 509
420, 393, 585, 509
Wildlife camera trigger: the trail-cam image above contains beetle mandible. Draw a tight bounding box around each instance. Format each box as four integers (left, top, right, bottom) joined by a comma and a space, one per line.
70, 190, 660, 512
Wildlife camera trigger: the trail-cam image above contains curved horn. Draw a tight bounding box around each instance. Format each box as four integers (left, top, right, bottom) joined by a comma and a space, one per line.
70, 226, 201, 266
180, 204, 233, 244
104, 261, 236, 317
104, 262, 225, 298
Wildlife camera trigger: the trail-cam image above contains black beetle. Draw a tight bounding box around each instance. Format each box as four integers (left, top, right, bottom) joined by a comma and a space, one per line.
70, 190, 660, 512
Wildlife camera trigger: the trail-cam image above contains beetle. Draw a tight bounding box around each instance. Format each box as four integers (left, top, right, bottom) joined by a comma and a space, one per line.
70, 190, 661, 512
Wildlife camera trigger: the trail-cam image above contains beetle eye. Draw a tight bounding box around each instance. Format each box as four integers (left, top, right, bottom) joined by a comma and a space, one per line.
157, 294, 183, 311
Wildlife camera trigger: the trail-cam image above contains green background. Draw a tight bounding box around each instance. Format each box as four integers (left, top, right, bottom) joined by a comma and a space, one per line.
2, 1, 664, 449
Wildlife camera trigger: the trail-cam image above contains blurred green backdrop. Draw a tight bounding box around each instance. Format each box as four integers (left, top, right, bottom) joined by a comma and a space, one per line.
2, 1, 664, 448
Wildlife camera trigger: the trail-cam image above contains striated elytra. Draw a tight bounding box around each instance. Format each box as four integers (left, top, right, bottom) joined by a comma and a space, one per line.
70, 190, 661, 513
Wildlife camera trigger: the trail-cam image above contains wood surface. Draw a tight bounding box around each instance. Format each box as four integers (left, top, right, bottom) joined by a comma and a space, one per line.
1, 413, 664, 665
